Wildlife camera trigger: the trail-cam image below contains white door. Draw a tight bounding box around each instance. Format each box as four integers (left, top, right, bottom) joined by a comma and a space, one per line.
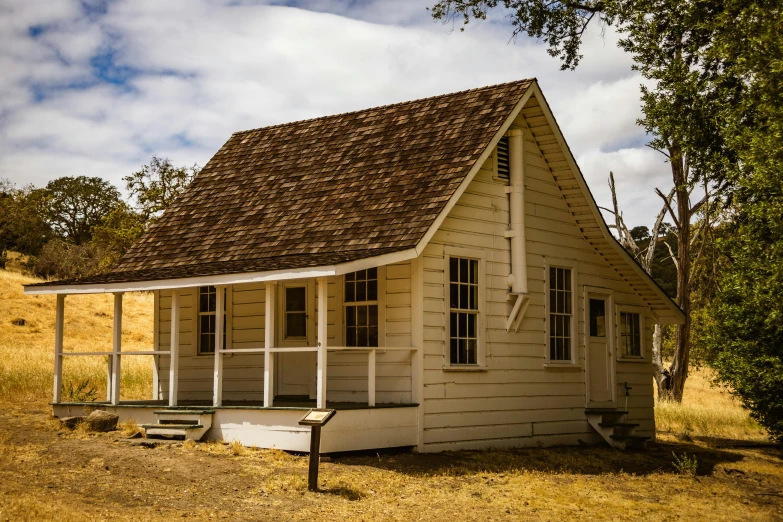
586, 292, 615, 406
276, 284, 315, 397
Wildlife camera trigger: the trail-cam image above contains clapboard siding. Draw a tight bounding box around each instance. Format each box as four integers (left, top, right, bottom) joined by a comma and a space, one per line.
155, 269, 414, 404
420, 113, 657, 449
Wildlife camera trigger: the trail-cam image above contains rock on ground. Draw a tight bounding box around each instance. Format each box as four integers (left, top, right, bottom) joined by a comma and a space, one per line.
59, 416, 83, 429
84, 410, 119, 432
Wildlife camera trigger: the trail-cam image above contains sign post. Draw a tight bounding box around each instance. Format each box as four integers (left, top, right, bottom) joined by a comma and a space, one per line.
298, 408, 336, 492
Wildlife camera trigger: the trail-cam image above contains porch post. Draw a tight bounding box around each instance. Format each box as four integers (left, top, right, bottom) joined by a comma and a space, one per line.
110, 292, 123, 405
169, 289, 180, 407
213, 285, 225, 407
53, 294, 66, 403
368, 349, 376, 407
264, 281, 276, 407
316, 277, 328, 409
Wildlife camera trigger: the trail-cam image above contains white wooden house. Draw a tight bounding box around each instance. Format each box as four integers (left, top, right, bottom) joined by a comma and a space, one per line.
25, 79, 683, 452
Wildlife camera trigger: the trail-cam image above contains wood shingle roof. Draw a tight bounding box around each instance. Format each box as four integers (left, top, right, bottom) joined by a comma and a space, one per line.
39, 79, 532, 287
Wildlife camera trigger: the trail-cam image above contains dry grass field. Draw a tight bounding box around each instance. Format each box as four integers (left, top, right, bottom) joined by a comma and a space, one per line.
1, 268, 781, 520
0, 269, 155, 405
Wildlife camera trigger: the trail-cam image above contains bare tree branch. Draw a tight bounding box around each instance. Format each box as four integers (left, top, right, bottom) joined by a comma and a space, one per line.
656, 188, 682, 230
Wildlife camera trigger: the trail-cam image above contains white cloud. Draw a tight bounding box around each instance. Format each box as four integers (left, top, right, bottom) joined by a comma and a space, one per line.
0, 0, 666, 226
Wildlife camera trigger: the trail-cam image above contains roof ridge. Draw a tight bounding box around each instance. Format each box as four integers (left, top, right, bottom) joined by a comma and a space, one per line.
232, 78, 536, 136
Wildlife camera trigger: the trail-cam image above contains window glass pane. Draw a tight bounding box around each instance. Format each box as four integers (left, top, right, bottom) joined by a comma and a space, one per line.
369, 305, 378, 327
201, 334, 213, 353
200, 314, 212, 335
368, 267, 377, 280
467, 339, 477, 365
458, 312, 467, 337
286, 313, 307, 338
467, 313, 476, 338
450, 338, 458, 364
208, 289, 216, 312
346, 327, 356, 347
358, 327, 368, 347
358, 305, 367, 327
564, 269, 571, 291
200, 289, 210, 313
369, 326, 378, 347
346, 306, 356, 327
469, 285, 477, 310
589, 298, 606, 337
459, 284, 468, 310
449, 257, 458, 283
345, 272, 355, 282
345, 281, 355, 302
549, 267, 556, 289
458, 339, 467, 364
460, 258, 468, 283
285, 287, 306, 312
367, 279, 378, 301
450, 283, 459, 309
563, 337, 571, 361
550, 337, 556, 360
450, 312, 457, 338
356, 281, 367, 302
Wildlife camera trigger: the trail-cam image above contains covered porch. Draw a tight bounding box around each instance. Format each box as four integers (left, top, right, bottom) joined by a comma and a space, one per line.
39, 270, 423, 452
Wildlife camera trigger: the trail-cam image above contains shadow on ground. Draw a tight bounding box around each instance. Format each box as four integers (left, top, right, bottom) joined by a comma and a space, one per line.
331, 438, 781, 478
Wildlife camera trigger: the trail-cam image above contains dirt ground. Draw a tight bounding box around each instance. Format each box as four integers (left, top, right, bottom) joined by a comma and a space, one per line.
1, 404, 782, 521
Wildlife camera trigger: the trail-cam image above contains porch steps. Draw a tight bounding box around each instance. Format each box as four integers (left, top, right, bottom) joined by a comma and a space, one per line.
585, 408, 649, 450
141, 409, 214, 441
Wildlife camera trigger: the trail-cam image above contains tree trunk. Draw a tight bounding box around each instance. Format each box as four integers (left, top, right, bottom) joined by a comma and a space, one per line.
652, 324, 670, 399
659, 148, 691, 402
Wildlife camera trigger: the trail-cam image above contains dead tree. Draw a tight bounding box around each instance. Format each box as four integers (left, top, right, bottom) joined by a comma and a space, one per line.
601, 172, 675, 400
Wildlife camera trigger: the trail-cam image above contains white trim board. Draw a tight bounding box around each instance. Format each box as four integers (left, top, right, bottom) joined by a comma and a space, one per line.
23, 248, 418, 295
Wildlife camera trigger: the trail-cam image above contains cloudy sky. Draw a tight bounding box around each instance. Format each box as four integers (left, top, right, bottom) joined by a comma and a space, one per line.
1, 0, 674, 228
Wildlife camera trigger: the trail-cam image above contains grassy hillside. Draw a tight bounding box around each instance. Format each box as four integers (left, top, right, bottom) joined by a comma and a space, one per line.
0, 269, 154, 405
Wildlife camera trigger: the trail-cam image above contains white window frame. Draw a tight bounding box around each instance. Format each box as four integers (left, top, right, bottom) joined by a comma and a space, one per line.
615, 305, 647, 361
278, 280, 315, 347
544, 258, 578, 367
341, 267, 386, 348
196, 285, 232, 356
444, 246, 486, 370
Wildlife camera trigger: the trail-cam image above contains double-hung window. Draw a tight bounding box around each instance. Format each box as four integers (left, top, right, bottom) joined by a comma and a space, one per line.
548, 267, 573, 362
619, 311, 643, 358
198, 285, 226, 354
449, 257, 479, 365
344, 268, 379, 347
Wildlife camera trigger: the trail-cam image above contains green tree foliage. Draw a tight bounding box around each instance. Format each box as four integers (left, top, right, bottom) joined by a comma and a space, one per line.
124, 156, 200, 220
0, 180, 52, 266
40, 176, 122, 245
90, 203, 147, 271
696, 0, 783, 439
30, 239, 103, 280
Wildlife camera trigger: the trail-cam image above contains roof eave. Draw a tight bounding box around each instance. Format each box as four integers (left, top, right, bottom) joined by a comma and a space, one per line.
23, 248, 419, 295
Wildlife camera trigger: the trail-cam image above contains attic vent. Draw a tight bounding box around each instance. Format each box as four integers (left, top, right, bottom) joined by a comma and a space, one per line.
497, 136, 510, 180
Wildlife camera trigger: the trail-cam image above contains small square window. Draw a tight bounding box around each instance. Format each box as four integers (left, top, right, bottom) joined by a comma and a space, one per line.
620, 312, 642, 357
